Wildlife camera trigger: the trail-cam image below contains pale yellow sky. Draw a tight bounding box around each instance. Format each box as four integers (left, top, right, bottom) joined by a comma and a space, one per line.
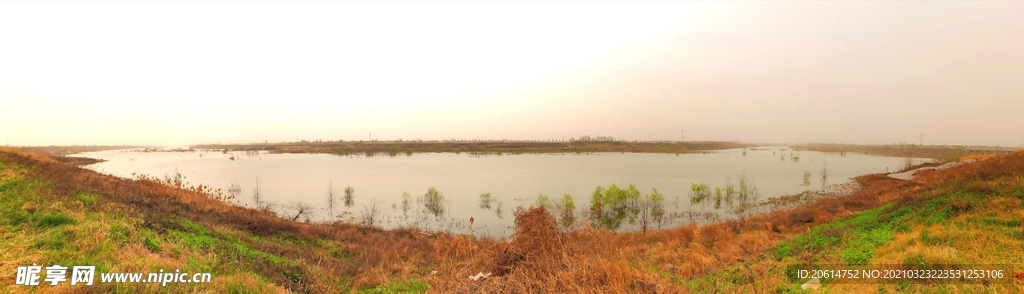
1, 1, 1022, 147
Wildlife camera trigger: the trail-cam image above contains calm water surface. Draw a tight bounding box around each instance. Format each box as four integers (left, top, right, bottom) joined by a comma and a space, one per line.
75, 147, 925, 237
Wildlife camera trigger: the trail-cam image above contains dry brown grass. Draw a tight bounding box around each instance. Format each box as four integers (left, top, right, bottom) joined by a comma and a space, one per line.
429, 209, 671, 293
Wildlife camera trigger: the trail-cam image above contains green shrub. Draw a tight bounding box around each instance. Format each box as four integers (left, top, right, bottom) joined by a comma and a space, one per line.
773, 242, 793, 259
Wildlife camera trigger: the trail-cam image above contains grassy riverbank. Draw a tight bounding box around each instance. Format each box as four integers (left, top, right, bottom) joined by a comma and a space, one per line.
1, 147, 1021, 293
792, 143, 1017, 162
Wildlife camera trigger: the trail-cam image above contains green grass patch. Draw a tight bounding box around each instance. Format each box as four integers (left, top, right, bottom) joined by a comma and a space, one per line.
771, 202, 911, 264
76, 193, 100, 206
144, 236, 162, 252
110, 223, 132, 244
360, 280, 430, 294
5, 210, 31, 228
34, 230, 69, 249
0, 178, 24, 196
165, 217, 294, 266
169, 229, 219, 251
35, 213, 77, 228
978, 218, 1020, 228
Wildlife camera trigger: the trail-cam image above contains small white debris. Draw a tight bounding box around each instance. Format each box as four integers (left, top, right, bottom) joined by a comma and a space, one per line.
801, 278, 821, 290
468, 272, 492, 281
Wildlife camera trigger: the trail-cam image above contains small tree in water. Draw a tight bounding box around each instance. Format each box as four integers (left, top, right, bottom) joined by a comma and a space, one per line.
556, 193, 576, 231
478, 192, 493, 210
400, 191, 412, 219
637, 188, 665, 232
343, 186, 355, 208
588, 184, 642, 231
325, 179, 337, 219
688, 183, 711, 223
689, 173, 760, 223
421, 186, 445, 220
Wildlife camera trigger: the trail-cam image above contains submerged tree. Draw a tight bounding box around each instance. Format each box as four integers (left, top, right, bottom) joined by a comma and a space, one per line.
401, 191, 412, 219
228, 181, 242, 199
360, 200, 382, 228
714, 187, 723, 209
688, 183, 712, 223
820, 162, 829, 186
724, 179, 738, 207
689, 173, 761, 222
325, 179, 337, 219
495, 201, 504, 219
556, 193, 576, 231
251, 177, 276, 213
478, 192, 494, 210
637, 188, 665, 232
421, 186, 445, 220
689, 183, 711, 205
343, 185, 355, 208
252, 177, 263, 206
589, 184, 642, 231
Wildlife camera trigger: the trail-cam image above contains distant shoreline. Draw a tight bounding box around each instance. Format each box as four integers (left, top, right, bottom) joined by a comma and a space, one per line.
19, 145, 149, 157
191, 141, 754, 155
52, 156, 106, 166
791, 143, 1016, 161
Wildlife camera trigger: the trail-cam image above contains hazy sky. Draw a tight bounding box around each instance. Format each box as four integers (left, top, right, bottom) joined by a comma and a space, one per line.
2, 1, 1022, 147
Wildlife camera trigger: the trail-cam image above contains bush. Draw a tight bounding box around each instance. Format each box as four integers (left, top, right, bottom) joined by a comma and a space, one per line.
492, 207, 562, 275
